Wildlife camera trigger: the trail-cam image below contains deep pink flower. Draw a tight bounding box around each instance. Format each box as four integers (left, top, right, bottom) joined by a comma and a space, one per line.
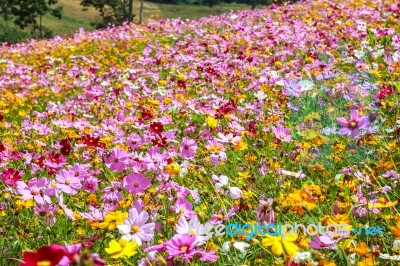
165, 234, 199, 261
180, 137, 197, 159
1, 168, 22, 185
103, 148, 129, 172
124, 172, 151, 194
19, 244, 69, 266
337, 110, 370, 137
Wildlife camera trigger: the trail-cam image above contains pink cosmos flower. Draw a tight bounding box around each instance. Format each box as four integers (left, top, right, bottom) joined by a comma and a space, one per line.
180, 137, 197, 159
117, 207, 155, 246
309, 235, 337, 250
101, 182, 123, 202
17, 178, 53, 204
82, 177, 99, 193
336, 110, 370, 137
165, 234, 199, 262
56, 169, 82, 195
124, 172, 151, 194
103, 148, 129, 172
1, 168, 22, 186
175, 198, 196, 219
272, 124, 292, 142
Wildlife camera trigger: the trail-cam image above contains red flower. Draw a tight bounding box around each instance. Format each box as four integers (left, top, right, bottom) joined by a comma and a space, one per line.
375, 84, 396, 100
0, 113, 3, 122
59, 138, 72, 156
150, 122, 164, 135
177, 80, 186, 89
1, 168, 22, 186
20, 244, 69, 266
80, 135, 105, 148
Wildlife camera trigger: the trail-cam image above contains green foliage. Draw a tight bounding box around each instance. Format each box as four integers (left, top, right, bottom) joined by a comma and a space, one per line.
80, 0, 135, 28
0, 24, 30, 44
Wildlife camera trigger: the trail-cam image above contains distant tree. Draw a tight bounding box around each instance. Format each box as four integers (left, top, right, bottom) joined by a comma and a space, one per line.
10, 0, 62, 38
0, 0, 14, 21
80, 0, 135, 28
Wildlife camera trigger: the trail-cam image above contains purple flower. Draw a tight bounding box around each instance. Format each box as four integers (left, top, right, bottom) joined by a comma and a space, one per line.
123, 172, 151, 194
309, 235, 337, 250
117, 207, 155, 246
101, 182, 123, 202
165, 234, 199, 262
82, 177, 99, 193
336, 110, 370, 137
272, 124, 292, 142
17, 178, 52, 204
104, 148, 129, 172
180, 137, 197, 159
56, 169, 82, 195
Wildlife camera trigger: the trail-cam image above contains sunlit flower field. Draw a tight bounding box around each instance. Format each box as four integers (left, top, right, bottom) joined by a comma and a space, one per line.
1, 0, 400, 265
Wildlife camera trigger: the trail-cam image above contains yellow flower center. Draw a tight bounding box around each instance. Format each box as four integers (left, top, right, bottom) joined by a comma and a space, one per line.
217, 214, 224, 220
189, 230, 196, 236
65, 179, 71, 185
279, 134, 285, 139
180, 245, 188, 252
350, 121, 357, 128
131, 225, 140, 233
37, 261, 51, 266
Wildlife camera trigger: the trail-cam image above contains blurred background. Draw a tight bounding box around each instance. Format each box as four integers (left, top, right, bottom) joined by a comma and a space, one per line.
0, 0, 299, 44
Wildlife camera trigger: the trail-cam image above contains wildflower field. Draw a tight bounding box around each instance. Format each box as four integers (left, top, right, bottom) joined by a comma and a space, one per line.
1, 0, 400, 265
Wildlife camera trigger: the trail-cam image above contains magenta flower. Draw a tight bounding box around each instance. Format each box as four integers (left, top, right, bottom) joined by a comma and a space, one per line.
124, 172, 151, 194
82, 177, 99, 193
309, 235, 337, 250
103, 148, 129, 172
1, 168, 22, 186
56, 169, 82, 195
101, 182, 123, 202
165, 234, 199, 262
180, 137, 197, 159
336, 110, 370, 137
117, 207, 155, 246
272, 124, 292, 142
17, 178, 52, 204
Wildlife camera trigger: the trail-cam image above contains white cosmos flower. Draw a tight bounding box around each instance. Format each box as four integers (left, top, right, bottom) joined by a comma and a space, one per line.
175, 215, 212, 245
117, 208, 155, 246
228, 187, 243, 199
222, 241, 250, 253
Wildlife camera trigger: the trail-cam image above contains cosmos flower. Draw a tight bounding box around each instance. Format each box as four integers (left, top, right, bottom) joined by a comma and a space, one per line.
103, 148, 129, 172
175, 215, 212, 244
336, 110, 370, 137
55, 169, 82, 195
123, 172, 151, 195
105, 239, 138, 259
180, 137, 197, 159
19, 244, 69, 266
272, 124, 292, 142
117, 207, 155, 246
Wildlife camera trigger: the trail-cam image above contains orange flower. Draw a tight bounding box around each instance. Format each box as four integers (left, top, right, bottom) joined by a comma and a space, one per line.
392, 219, 400, 238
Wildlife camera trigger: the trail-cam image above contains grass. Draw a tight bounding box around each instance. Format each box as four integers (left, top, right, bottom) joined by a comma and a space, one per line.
1, 0, 255, 41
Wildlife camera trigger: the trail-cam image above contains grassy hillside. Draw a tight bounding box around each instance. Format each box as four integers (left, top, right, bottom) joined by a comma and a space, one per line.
1, 0, 253, 41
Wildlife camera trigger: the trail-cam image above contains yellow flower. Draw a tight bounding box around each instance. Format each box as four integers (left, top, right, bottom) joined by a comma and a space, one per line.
233, 140, 248, 151
165, 163, 180, 175
105, 239, 138, 259
99, 211, 128, 230
368, 197, 398, 209
261, 233, 299, 258
205, 116, 218, 128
